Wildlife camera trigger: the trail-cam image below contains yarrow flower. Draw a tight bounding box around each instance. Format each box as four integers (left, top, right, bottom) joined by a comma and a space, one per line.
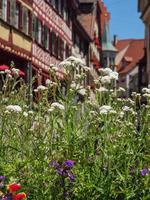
51, 102, 65, 110
66, 56, 84, 65
96, 87, 108, 92
45, 79, 52, 86
6, 105, 22, 113
78, 88, 87, 96
99, 105, 114, 115
142, 87, 150, 94
100, 76, 111, 84
37, 85, 48, 91
122, 106, 131, 112
59, 60, 72, 67
11, 68, 19, 75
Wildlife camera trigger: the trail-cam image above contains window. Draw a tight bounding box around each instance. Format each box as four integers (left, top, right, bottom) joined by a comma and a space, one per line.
60, 40, 64, 60
22, 7, 29, 35
15, 2, 20, 28
60, 1, 64, 16
0, 0, 7, 21
32, 14, 36, 39
44, 26, 50, 50
66, 6, 71, 26
65, 45, 71, 58
55, 0, 59, 11
57, 37, 64, 60
10, 0, 16, 26
51, 31, 57, 56
37, 20, 42, 44
33, 17, 42, 44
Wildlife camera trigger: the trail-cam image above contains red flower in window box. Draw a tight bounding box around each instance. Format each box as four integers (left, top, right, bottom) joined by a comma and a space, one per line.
8, 183, 21, 192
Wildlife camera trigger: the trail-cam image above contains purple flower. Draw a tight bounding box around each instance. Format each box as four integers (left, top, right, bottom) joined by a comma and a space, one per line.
49, 160, 60, 169
68, 173, 75, 182
2, 193, 13, 200
56, 168, 68, 177
140, 168, 149, 177
63, 160, 75, 168
0, 176, 5, 182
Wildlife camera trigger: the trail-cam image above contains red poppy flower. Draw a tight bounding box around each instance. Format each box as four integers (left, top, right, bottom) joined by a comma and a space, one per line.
13, 192, 26, 200
8, 183, 21, 192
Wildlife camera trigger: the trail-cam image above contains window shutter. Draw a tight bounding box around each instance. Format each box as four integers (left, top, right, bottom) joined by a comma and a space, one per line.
19, 4, 22, 30
7, 0, 10, 23
49, 31, 52, 55
44, 27, 50, 50
51, 32, 55, 56
10, 0, 16, 26
32, 15, 36, 39
2, 0, 7, 21
35, 17, 38, 42
55, 35, 58, 57
60, 40, 64, 60
28, 10, 32, 36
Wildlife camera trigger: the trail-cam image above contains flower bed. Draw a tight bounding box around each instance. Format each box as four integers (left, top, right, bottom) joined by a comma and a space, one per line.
0, 57, 150, 199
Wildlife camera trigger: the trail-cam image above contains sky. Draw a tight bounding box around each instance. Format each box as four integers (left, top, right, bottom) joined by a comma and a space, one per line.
103, 0, 144, 40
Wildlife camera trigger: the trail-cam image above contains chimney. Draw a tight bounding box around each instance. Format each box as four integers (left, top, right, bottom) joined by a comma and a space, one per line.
113, 35, 118, 46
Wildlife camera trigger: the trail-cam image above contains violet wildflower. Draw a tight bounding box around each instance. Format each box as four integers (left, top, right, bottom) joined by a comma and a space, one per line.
63, 160, 75, 169
0, 176, 5, 182
140, 168, 149, 177
1, 193, 13, 200
49, 160, 60, 169
68, 173, 75, 183
56, 169, 68, 177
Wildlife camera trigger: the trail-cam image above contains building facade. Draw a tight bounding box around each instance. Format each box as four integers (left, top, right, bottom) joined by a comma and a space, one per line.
115, 39, 144, 96
138, 0, 150, 84
0, 0, 110, 87
99, 0, 117, 69
0, 0, 32, 79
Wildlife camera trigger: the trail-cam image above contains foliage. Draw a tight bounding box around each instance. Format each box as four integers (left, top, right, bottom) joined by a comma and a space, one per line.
0, 57, 150, 199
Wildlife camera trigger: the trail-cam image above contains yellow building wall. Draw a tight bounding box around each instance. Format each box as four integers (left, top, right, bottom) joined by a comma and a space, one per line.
12, 30, 32, 52
0, 22, 9, 41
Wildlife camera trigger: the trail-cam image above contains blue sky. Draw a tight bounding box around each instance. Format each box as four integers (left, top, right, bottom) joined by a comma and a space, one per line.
103, 0, 144, 40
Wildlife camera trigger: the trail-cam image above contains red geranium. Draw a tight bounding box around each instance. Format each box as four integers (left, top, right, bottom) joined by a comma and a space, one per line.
13, 192, 26, 200
8, 183, 21, 192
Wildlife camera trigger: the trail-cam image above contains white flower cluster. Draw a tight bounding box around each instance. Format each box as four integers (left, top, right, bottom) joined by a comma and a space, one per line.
45, 79, 57, 87
99, 105, 115, 115
78, 88, 87, 96
99, 68, 118, 84
142, 87, 150, 98
122, 106, 131, 112
36, 85, 48, 91
142, 87, 150, 94
6, 105, 22, 113
117, 87, 126, 92
48, 102, 65, 112
122, 106, 136, 115
66, 56, 84, 65
12, 68, 19, 75
96, 87, 108, 92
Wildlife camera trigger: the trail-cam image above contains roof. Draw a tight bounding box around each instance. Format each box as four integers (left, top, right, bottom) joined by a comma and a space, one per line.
98, 0, 110, 36
115, 39, 144, 75
77, 13, 95, 39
